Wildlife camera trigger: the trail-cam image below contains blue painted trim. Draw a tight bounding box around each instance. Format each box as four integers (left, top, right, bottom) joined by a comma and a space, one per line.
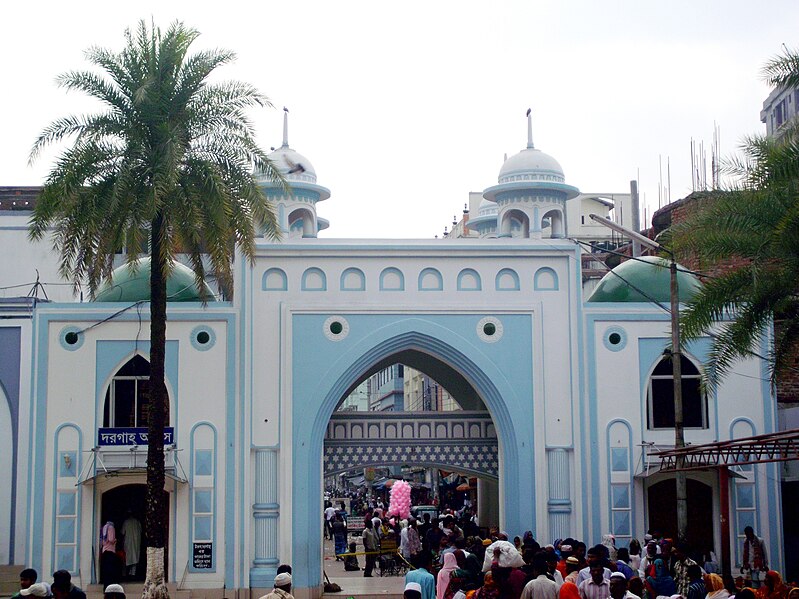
58, 326, 85, 351
456, 268, 482, 291
94, 342, 179, 435
189, 422, 218, 573
584, 315, 602, 544
379, 267, 405, 291
495, 268, 520, 291
237, 257, 248, 588
0, 326, 22, 563
29, 305, 236, 578
190, 325, 217, 351
533, 267, 559, 291
340, 267, 366, 292
301, 267, 327, 291
31, 308, 50, 573
637, 341, 713, 435
51, 423, 83, 574
605, 419, 634, 539
262, 268, 288, 292
292, 318, 534, 591
254, 240, 576, 252
729, 418, 757, 566
418, 268, 444, 291
602, 326, 627, 352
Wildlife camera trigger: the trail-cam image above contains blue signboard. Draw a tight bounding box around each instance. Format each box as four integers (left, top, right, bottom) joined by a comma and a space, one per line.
98, 427, 175, 446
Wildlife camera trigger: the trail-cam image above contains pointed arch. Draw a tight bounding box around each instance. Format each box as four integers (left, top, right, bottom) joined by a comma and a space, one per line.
290, 319, 535, 592
101, 354, 172, 428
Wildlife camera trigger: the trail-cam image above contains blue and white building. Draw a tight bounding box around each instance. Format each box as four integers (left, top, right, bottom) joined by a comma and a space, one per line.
0, 113, 783, 599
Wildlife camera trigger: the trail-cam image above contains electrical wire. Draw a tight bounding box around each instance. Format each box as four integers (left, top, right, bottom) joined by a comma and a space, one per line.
572, 238, 716, 279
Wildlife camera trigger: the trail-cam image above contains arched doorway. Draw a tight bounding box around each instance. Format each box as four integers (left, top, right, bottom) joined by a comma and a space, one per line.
100, 484, 167, 583
647, 478, 714, 550
290, 321, 535, 593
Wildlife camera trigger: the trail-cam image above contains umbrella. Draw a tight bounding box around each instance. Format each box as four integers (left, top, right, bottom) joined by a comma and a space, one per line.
456, 483, 471, 491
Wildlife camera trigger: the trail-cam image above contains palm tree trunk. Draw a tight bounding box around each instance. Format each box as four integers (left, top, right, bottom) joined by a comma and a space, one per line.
144, 213, 170, 599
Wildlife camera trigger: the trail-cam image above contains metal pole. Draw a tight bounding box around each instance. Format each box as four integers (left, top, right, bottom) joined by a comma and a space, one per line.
670, 258, 688, 542
719, 466, 731, 577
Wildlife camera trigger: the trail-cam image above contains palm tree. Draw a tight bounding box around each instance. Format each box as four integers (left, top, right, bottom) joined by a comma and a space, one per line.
29, 21, 283, 599
666, 47, 799, 388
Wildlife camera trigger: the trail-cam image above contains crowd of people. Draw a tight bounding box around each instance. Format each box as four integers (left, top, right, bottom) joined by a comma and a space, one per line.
323, 504, 797, 599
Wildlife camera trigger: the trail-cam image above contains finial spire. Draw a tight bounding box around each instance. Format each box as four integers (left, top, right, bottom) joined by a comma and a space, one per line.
526, 108, 534, 149
282, 107, 289, 148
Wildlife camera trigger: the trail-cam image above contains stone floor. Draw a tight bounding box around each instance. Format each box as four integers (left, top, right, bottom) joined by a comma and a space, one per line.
322, 537, 406, 598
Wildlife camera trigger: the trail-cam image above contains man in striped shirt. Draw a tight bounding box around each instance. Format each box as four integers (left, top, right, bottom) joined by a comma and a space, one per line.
578, 563, 611, 599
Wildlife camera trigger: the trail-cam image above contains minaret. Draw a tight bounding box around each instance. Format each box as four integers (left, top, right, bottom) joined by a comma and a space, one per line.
258, 108, 331, 239
482, 108, 579, 239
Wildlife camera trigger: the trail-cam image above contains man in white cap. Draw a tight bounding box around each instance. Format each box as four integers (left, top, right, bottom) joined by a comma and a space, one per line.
404, 582, 422, 599
19, 583, 52, 598
609, 572, 640, 599
103, 584, 125, 599
258, 573, 293, 599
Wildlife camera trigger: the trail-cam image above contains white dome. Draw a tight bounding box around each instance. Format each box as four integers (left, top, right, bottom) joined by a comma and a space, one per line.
478, 198, 498, 217
498, 148, 564, 184
265, 146, 317, 184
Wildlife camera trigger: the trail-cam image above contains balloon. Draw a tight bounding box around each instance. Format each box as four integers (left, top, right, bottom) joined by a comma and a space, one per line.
388, 480, 412, 519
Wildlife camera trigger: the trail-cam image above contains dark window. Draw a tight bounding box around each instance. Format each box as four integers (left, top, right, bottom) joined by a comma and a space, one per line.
647, 355, 707, 430
103, 355, 163, 427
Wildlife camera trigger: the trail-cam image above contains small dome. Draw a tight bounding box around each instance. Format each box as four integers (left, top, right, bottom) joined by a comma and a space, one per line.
499, 148, 565, 184
265, 146, 317, 184
478, 199, 498, 217
587, 256, 701, 303
94, 257, 217, 302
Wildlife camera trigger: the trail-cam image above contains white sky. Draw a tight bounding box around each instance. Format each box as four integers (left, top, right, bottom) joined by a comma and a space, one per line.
1, 0, 796, 238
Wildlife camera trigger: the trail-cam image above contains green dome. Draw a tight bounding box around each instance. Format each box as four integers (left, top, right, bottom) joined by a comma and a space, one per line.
587, 256, 701, 303
94, 257, 216, 302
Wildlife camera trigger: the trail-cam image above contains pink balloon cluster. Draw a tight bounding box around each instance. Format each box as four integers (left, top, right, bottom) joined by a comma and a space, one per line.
388, 480, 412, 519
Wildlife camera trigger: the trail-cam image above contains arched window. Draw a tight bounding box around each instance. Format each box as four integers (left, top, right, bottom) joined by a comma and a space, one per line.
647, 355, 707, 430
103, 355, 159, 428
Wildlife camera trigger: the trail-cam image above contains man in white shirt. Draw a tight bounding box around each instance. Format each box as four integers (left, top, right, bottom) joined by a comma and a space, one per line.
324, 504, 336, 540
521, 556, 558, 599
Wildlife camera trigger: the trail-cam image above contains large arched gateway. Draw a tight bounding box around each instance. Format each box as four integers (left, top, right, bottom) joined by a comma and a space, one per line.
291, 326, 535, 590
242, 237, 585, 598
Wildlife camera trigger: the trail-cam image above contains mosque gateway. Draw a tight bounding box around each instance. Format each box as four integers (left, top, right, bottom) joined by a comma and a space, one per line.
0, 111, 782, 599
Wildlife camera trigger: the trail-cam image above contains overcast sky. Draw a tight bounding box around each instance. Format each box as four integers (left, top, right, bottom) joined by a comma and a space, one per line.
2, 1, 796, 238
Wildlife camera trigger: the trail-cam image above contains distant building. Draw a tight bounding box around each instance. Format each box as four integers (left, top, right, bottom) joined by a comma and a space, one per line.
761, 85, 799, 137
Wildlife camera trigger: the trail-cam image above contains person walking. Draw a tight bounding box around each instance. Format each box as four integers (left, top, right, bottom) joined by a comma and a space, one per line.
100, 521, 121, 585
120, 511, 142, 578
363, 519, 380, 577
742, 527, 768, 589
332, 514, 348, 561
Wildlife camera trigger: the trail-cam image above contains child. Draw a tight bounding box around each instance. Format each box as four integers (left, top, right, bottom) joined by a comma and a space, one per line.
344, 542, 361, 571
